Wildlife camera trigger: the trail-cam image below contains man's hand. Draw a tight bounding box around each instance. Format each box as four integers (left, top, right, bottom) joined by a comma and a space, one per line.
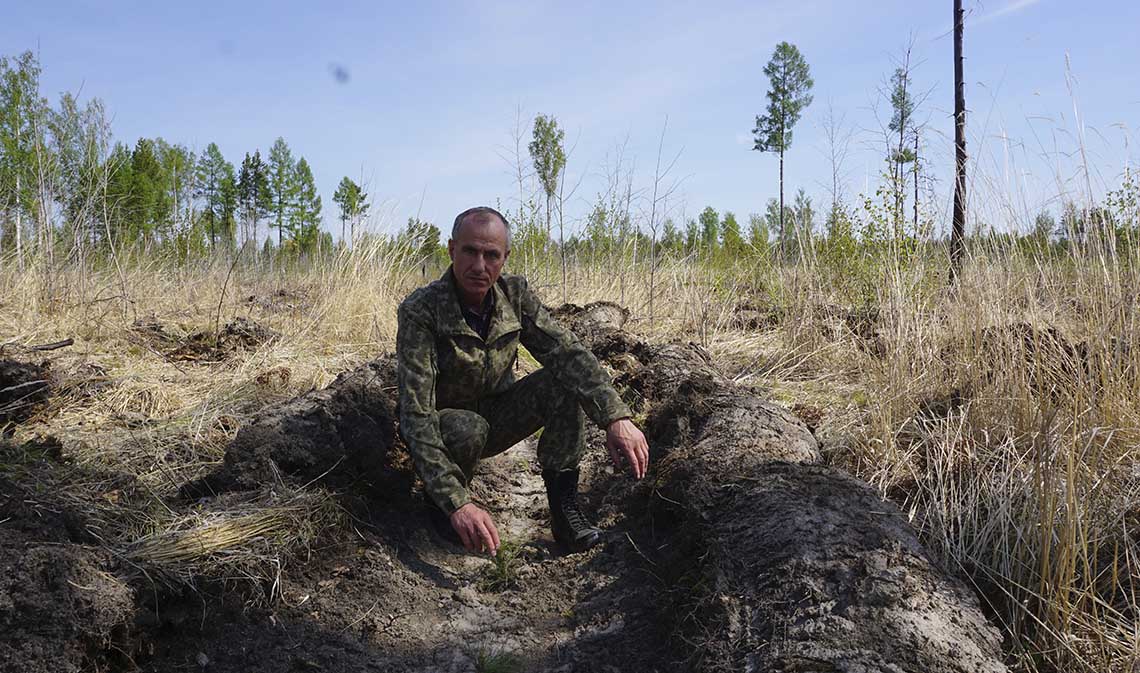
606, 418, 649, 479
449, 503, 501, 556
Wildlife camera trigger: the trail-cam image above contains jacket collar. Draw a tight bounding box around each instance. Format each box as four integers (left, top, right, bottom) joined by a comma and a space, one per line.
438, 267, 520, 342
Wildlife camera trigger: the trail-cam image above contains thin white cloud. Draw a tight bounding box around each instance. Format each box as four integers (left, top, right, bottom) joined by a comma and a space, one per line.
973, 0, 1043, 27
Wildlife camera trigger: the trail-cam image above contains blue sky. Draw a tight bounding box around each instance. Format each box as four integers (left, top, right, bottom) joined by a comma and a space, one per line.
5, 0, 1138, 238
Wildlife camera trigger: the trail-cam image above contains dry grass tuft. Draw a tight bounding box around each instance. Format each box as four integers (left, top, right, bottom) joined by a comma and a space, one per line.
128, 487, 343, 598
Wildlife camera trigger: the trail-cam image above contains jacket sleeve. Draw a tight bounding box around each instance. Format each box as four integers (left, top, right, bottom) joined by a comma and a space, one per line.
396, 302, 470, 514
516, 280, 632, 428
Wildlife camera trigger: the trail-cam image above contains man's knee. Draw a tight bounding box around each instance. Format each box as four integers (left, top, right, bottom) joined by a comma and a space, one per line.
528, 368, 584, 415
439, 409, 490, 460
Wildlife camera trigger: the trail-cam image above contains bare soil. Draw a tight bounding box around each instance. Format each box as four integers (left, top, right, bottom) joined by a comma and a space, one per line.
1, 304, 1012, 672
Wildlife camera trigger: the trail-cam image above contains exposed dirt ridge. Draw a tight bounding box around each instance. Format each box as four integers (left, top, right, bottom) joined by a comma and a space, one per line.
554, 302, 1009, 673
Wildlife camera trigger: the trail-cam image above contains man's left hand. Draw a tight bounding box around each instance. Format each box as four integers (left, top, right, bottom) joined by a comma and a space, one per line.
606, 418, 649, 479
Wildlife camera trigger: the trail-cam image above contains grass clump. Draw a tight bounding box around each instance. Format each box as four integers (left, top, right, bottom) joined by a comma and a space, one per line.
475, 648, 523, 673
478, 539, 523, 592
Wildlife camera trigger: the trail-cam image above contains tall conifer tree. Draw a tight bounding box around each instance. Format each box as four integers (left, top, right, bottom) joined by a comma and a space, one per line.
752, 42, 814, 255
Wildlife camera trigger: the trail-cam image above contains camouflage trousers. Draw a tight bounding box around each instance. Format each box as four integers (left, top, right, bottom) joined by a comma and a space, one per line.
439, 368, 586, 485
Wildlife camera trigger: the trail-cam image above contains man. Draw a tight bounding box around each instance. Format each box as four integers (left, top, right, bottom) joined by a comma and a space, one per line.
396, 206, 649, 556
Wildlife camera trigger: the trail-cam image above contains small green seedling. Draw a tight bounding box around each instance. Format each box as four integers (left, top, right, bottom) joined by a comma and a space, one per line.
478, 539, 522, 592
475, 648, 522, 673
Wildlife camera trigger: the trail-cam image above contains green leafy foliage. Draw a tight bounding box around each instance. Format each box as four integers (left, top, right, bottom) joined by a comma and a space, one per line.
528, 114, 566, 234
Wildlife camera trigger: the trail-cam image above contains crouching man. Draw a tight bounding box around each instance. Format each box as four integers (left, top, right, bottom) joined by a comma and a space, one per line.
396, 206, 649, 555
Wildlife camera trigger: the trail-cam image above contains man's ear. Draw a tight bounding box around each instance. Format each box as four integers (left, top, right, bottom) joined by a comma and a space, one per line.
503, 247, 510, 263
447, 239, 455, 261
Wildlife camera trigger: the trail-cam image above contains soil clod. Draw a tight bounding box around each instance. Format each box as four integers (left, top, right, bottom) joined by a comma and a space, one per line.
0, 359, 54, 427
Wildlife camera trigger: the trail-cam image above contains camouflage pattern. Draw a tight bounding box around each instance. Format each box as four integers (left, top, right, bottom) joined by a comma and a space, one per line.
397, 268, 631, 513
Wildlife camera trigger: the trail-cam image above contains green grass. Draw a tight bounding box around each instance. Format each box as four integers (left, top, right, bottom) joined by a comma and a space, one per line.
475, 648, 523, 673
478, 539, 523, 592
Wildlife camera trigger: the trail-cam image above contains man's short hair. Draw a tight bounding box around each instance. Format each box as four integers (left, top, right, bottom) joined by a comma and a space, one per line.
452, 206, 511, 248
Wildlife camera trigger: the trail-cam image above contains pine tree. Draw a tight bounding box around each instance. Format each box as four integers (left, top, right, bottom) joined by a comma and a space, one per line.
104, 143, 134, 245
332, 176, 369, 246
888, 63, 917, 234
268, 137, 295, 247
752, 42, 814, 255
194, 142, 236, 249
290, 157, 321, 253
238, 150, 271, 249
129, 138, 166, 246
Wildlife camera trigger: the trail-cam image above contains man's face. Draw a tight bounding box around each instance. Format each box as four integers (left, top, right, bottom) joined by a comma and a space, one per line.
447, 215, 510, 306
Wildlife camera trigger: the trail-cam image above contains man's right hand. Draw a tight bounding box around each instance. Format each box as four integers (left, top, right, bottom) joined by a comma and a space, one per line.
449, 503, 501, 556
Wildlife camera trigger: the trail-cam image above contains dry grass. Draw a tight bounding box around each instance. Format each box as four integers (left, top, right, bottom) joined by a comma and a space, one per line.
2, 238, 1138, 671
128, 486, 343, 599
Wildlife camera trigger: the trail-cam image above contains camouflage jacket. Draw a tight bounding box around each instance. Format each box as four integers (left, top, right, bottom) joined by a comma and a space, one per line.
396, 268, 631, 512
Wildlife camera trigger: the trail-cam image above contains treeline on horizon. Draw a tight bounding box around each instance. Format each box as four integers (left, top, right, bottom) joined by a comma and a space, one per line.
1, 48, 1137, 273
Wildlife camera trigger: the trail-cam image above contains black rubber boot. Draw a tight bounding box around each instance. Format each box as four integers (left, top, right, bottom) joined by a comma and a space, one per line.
542, 469, 601, 553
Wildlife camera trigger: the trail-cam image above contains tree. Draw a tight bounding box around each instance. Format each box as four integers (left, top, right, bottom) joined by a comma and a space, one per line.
237, 151, 271, 250
660, 218, 681, 255
743, 214, 770, 256
721, 211, 744, 256
195, 142, 236, 249
683, 218, 700, 253
332, 176, 369, 246
1029, 210, 1055, 252
268, 137, 295, 247
698, 206, 719, 251
128, 138, 166, 246
0, 51, 45, 260
156, 139, 196, 247
764, 197, 793, 251
104, 143, 133, 245
819, 100, 854, 231
289, 157, 321, 253
401, 216, 443, 264
888, 63, 916, 233
792, 189, 815, 254
951, 0, 967, 278
528, 114, 565, 243
752, 42, 814, 256
47, 92, 110, 252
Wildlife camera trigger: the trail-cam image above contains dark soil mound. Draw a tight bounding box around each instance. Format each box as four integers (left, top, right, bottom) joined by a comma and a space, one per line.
185, 355, 409, 496
218, 316, 282, 350
0, 359, 54, 427
555, 301, 1007, 672
651, 459, 1007, 672
131, 316, 283, 363
0, 474, 134, 673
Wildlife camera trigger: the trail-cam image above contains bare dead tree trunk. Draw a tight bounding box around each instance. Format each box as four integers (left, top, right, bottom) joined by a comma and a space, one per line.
913, 130, 920, 234
951, 0, 967, 279
14, 171, 22, 270
646, 116, 680, 327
